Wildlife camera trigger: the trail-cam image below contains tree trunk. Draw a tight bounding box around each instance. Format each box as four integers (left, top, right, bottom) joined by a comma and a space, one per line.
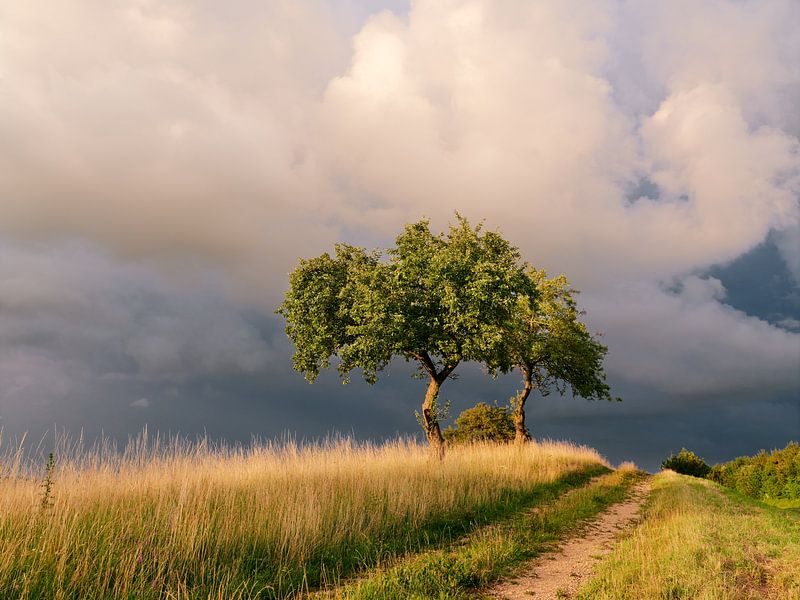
513, 371, 534, 444
423, 376, 446, 459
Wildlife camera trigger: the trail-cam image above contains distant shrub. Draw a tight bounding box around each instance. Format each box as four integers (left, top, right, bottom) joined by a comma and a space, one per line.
661, 448, 711, 478
708, 442, 800, 502
443, 402, 515, 445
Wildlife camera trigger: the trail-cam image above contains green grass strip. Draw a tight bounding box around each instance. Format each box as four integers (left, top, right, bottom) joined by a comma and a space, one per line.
576, 471, 800, 600
295, 464, 609, 593
292, 464, 608, 596
317, 468, 643, 599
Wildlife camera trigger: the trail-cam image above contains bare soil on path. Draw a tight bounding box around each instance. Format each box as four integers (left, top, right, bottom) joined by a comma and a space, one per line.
488, 479, 651, 600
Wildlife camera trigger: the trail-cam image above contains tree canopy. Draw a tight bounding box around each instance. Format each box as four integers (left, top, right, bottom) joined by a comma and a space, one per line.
278, 215, 535, 454
505, 268, 615, 443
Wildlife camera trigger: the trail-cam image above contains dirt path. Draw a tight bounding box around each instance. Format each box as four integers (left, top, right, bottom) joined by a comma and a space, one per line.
488, 479, 651, 600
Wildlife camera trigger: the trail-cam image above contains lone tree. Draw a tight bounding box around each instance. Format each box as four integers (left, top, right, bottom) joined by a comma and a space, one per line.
505, 269, 615, 444
278, 216, 534, 456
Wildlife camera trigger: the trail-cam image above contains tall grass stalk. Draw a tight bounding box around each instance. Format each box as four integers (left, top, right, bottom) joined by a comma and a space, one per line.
0, 433, 605, 599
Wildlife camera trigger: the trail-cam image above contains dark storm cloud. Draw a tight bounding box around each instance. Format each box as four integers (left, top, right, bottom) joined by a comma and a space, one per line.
0, 242, 272, 426
709, 236, 800, 329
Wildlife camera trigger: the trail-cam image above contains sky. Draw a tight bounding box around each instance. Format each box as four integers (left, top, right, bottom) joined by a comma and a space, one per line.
0, 0, 798, 471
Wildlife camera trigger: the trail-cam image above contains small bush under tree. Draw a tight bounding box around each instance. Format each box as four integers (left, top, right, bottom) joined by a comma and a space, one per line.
443, 403, 515, 445
661, 448, 711, 478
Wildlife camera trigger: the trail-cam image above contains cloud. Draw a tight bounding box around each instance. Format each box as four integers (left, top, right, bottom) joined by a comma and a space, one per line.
0, 0, 797, 407
130, 398, 151, 409
318, 2, 799, 283
774, 225, 800, 282
0, 242, 273, 414
777, 317, 800, 332
585, 277, 800, 395
0, 0, 351, 300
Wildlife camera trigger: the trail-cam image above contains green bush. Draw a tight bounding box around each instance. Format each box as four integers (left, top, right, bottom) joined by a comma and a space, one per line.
661, 448, 711, 478
443, 402, 515, 445
708, 442, 799, 501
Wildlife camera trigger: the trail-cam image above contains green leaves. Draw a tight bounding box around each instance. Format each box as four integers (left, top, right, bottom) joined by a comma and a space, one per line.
277, 244, 382, 383
661, 448, 711, 478
389, 215, 534, 377
506, 268, 615, 402
277, 216, 616, 448
278, 215, 534, 386
443, 402, 515, 445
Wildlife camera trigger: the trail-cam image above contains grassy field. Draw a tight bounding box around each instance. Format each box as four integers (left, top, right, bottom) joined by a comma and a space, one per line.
16, 434, 796, 600
0, 434, 606, 599
322, 466, 642, 599
577, 470, 800, 599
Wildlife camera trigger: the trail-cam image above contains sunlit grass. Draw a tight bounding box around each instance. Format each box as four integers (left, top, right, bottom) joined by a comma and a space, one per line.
764, 498, 800, 510
576, 470, 800, 599
324, 466, 642, 599
0, 432, 606, 599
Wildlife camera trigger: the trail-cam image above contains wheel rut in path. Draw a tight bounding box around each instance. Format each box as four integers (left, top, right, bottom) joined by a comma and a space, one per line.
488, 478, 651, 600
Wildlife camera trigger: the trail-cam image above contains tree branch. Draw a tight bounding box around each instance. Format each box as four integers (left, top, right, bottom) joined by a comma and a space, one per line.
410, 351, 437, 378
439, 359, 460, 382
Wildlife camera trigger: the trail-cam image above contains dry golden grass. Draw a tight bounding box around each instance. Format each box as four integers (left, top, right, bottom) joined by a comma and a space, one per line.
615, 461, 638, 472
0, 433, 606, 599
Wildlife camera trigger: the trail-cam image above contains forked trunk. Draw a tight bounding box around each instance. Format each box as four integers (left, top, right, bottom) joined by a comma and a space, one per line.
513, 371, 534, 444
423, 376, 446, 459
